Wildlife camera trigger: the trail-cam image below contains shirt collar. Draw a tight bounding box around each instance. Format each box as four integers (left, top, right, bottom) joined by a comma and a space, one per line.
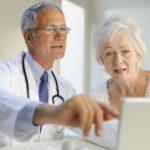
25, 52, 52, 81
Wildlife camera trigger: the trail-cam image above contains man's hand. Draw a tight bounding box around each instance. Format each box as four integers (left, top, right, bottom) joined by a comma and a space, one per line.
99, 103, 119, 121
33, 95, 118, 137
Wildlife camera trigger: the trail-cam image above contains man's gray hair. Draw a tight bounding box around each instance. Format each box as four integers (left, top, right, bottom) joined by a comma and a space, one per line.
93, 15, 146, 64
21, 1, 64, 35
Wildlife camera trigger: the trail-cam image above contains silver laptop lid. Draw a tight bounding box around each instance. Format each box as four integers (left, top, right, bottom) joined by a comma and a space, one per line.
117, 97, 150, 150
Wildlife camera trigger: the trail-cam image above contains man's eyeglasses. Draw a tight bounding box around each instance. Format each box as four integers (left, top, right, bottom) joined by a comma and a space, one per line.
28, 25, 71, 35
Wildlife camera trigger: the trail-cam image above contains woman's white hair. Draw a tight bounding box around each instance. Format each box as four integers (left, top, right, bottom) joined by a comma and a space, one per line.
93, 15, 146, 64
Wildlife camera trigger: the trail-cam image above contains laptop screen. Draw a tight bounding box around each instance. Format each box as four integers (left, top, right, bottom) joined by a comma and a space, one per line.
117, 97, 150, 150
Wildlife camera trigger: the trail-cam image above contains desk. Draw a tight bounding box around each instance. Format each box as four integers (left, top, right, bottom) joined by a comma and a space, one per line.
0, 135, 108, 150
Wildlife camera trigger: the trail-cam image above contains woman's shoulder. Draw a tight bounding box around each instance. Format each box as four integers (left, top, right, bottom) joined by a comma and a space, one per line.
140, 69, 150, 75
147, 70, 150, 75
90, 81, 109, 103
140, 69, 150, 96
90, 81, 107, 92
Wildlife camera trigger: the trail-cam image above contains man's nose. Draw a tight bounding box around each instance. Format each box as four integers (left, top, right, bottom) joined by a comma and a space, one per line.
54, 28, 63, 38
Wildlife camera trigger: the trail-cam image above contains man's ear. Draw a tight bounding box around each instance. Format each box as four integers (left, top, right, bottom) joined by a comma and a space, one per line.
23, 30, 33, 47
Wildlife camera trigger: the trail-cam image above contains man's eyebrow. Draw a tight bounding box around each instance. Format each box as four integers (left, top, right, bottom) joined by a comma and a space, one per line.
46, 24, 55, 27
46, 24, 66, 27
59, 24, 67, 27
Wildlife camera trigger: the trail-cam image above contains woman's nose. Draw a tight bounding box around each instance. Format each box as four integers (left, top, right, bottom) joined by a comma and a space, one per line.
114, 54, 123, 65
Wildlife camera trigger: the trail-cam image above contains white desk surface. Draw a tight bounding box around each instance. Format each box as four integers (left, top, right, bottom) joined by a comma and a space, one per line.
0, 129, 109, 150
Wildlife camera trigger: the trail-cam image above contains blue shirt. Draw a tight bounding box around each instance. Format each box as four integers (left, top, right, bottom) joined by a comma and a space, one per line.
26, 52, 52, 90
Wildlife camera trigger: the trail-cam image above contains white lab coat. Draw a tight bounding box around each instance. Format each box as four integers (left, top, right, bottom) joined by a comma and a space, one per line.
0, 51, 76, 146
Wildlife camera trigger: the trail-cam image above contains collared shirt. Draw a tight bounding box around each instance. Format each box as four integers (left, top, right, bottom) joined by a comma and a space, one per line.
25, 52, 52, 90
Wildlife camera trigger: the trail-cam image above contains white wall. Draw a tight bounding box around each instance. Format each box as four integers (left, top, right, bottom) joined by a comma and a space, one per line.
60, 0, 90, 94
0, 0, 48, 59
60, 0, 85, 94
90, 0, 150, 90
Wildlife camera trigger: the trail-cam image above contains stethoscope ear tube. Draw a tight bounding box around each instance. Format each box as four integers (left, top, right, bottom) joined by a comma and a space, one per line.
51, 71, 65, 104
51, 71, 59, 95
22, 53, 30, 98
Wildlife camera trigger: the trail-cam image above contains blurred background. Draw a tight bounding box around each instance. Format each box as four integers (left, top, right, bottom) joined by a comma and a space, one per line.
0, 0, 150, 94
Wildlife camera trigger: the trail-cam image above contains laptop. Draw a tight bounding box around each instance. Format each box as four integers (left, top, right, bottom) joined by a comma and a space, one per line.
117, 97, 150, 150
67, 97, 150, 150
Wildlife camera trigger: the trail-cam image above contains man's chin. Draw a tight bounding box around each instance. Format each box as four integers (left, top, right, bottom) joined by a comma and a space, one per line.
54, 54, 65, 60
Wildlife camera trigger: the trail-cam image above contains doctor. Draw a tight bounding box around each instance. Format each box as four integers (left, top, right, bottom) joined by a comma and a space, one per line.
0, 1, 118, 147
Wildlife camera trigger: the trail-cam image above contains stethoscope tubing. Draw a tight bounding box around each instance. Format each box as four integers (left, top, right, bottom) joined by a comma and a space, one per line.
22, 53, 64, 103
22, 53, 30, 98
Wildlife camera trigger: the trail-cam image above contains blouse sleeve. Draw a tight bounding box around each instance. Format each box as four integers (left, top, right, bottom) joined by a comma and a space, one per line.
90, 81, 109, 103
145, 73, 150, 97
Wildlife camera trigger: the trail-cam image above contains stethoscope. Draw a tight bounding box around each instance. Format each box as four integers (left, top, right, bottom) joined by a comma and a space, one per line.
22, 53, 64, 104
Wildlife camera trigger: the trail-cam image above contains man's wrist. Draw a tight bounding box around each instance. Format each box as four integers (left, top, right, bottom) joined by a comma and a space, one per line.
33, 104, 52, 125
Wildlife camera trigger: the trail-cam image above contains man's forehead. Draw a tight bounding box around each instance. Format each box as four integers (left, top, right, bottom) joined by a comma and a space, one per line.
37, 6, 63, 17
36, 7, 65, 27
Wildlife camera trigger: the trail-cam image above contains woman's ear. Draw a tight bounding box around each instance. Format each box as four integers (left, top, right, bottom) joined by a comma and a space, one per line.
136, 52, 141, 63
100, 56, 104, 64
23, 30, 33, 47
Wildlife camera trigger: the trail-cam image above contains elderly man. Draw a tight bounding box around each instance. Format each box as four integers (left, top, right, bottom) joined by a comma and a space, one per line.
0, 1, 118, 147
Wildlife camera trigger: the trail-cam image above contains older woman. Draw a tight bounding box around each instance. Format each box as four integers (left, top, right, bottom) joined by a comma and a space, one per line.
91, 15, 150, 112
